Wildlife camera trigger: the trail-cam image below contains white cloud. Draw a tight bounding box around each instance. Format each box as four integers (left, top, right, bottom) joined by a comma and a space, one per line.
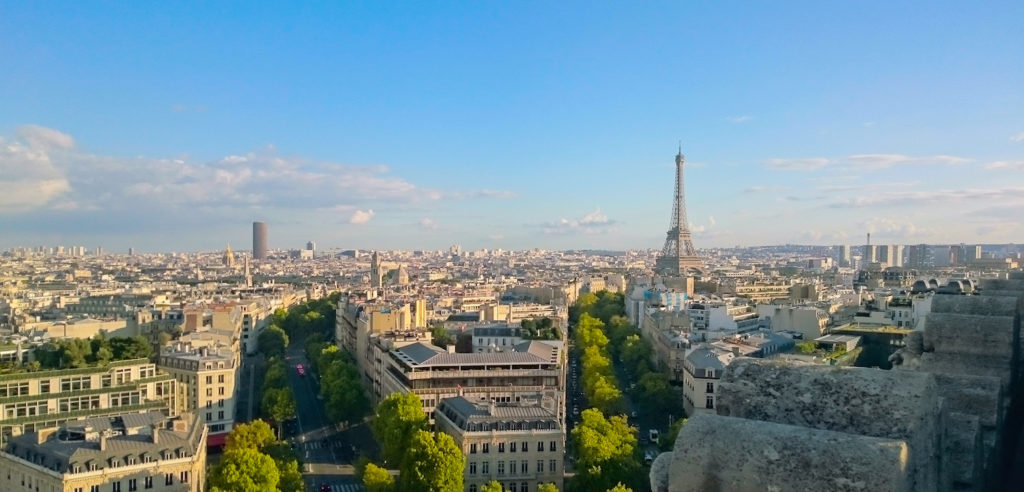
765, 158, 830, 171
708, 215, 717, 227
726, 115, 753, 123
542, 208, 616, 235
858, 217, 930, 238
1010, 132, 1024, 142
349, 209, 375, 224
418, 218, 440, 230
829, 186, 1024, 208
17, 125, 75, 149
843, 154, 970, 169
985, 160, 1024, 170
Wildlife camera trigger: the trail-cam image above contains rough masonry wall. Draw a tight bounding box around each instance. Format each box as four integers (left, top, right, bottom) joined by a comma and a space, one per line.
668, 414, 912, 492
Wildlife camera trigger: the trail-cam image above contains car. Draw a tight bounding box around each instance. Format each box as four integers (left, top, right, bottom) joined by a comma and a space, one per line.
296, 364, 306, 377
319, 484, 331, 492
649, 429, 660, 442
630, 410, 638, 418
644, 451, 655, 465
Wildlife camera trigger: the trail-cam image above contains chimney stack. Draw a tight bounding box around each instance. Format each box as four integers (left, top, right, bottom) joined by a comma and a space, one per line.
99, 433, 107, 451
151, 425, 159, 444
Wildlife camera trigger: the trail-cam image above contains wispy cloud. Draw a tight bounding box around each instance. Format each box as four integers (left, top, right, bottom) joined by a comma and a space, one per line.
541, 208, 616, 235
829, 186, 1024, 208
348, 209, 375, 224
985, 160, 1024, 170
418, 217, 440, 230
843, 154, 970, 169
1010, 132, 1024, 142
726, 115, 753, 124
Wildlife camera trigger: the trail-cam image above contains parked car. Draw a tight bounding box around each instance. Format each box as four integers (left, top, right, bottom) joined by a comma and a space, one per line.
296, 364, 306, 377
648, 429, 660, 442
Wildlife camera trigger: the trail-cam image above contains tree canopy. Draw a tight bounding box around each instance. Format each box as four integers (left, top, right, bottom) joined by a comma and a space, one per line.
33, 334, 152, 369
521, 317, 561, 340
372, 392, 428, 466
225, 420, 276, 451
210, 448, 280, 492
397, 430, 465, 492
481, 480, 505, 492
362, 463, 395, 492
258, 325, 289, 359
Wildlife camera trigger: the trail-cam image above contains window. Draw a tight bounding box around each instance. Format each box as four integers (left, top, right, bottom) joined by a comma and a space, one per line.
128, 478, 137, 492
549, 441, 556, 452
112, 482, 121, 492
218, 399, 225, 408
39, 380, 50, 394
470, 443, 477, 454
706, 382, 714, 394
522, 482, 529, 492
218, 411, 225, 420
469, 462, 477, 475
90, 486, 99, 492
522, 441, 528, 452
218, 387, 225, 395
497, 461, 505, 475
180, 471, 189, 483
498, 442, 505, 453
510, 483, 517, 492
482, 461, 489, 474
470, 486, 477, 492
549, 460, 557, 472
537, 460, 544, 473
165, 474, 173, 485
206, 376, 213, 384
510, 441, 517, 453
206, 388, 213, 397
207, 401, 212, 409
144, 477, 153, 489
537, 441, 543, 452
520, 460, 528, 474
219, 374, 225, 383
706, 396, 714, 409
206, 412, 212, 421
482, 443, 490, 454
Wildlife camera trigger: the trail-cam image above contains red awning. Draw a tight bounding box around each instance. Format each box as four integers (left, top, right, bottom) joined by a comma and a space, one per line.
206, 432, 228, 447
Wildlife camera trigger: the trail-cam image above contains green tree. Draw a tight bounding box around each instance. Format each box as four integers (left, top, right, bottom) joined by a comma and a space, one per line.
398, 430, 465, 492
110, 336, 153, 359
263, 359, 289, 389
262, 387, 297, 436
481, 480, 505, 492
431, 325, 454, 349
372, 393, 428, 466
276, 458, 305, 492
607, 483, 633, 492
660, 418, 687, 451
796, 341, 817, 354
573, 409, 637, 468
226, 420, 276, 451
362, 463, 395, 492
209, 448, 280, 492
538, 484, 559, 492
258, 325, 290, 359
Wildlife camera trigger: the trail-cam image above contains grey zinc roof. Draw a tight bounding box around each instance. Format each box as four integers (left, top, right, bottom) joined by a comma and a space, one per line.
437, 396, 561, 430
394, 341, 560, 367
686, 347, 729, 370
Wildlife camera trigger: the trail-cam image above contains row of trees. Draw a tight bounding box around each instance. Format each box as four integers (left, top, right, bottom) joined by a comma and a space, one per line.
360, 393, 465, 491
33, 333, 153, 369
208, 420, 304, 492
272, 292, 339, 341
259, 357, 297, 436
306, 337, 369, 425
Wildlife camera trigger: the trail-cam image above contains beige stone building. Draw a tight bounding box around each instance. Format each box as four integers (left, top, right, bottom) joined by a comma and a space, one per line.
436, 396, 564, 492
0, 359, 180, 445
0, 411, 206, 492
157, 343, 237, 446
681, 346, 734, 416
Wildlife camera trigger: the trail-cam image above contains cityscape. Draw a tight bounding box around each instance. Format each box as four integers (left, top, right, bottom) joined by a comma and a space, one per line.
2, 3, 1023, 492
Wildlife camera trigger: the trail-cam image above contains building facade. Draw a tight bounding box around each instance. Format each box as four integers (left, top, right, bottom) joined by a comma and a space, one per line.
0, 359, 180, 445
436, 396, 563, 492
682, 346, 734, 417
157, 344, 238, 444
0, 411, 206, 492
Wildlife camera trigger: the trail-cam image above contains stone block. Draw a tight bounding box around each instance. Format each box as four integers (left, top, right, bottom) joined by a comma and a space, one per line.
923, 313, 1015, 358
943, 412, 982, 492
650, 452, 672, 492
668, 414, 912, 492
930, 295, 1017, 317
717, 358, 940, 491
919, 353, 1012, 392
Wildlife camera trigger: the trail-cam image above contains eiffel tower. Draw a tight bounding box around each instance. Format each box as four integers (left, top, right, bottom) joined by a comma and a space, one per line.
656, 145, 703, 275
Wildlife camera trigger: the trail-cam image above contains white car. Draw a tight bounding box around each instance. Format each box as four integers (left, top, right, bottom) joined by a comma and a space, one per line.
649, 429, 660, 442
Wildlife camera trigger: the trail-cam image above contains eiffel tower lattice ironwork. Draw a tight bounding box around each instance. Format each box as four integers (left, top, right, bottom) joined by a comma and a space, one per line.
656, 146, 704, 275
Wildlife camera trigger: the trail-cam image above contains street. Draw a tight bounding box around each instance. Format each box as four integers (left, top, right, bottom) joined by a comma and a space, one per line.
284, 342, 366, 492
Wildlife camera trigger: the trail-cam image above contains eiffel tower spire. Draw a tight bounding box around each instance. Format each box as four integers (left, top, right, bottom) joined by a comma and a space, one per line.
656, 146, 703, 275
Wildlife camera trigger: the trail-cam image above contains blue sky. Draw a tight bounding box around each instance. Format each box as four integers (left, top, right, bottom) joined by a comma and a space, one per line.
2, 1, 1023, 252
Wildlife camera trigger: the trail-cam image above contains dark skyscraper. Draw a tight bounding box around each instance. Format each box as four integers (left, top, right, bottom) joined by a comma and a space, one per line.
252, 221, 268, 260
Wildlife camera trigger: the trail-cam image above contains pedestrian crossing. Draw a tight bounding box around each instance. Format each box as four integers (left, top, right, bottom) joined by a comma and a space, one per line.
311, 484, 363, 492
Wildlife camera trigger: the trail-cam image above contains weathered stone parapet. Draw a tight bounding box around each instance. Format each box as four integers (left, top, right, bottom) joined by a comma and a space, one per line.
930, 295, 1017, 317
717, 358, 940, 491
668, 414, 912, 492
923, 313, 1016, 358
943, 412, 983, 492
650, 452, 672, 492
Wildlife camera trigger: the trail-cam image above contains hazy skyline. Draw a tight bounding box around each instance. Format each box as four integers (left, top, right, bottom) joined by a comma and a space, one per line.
2, 2, 1022, 252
